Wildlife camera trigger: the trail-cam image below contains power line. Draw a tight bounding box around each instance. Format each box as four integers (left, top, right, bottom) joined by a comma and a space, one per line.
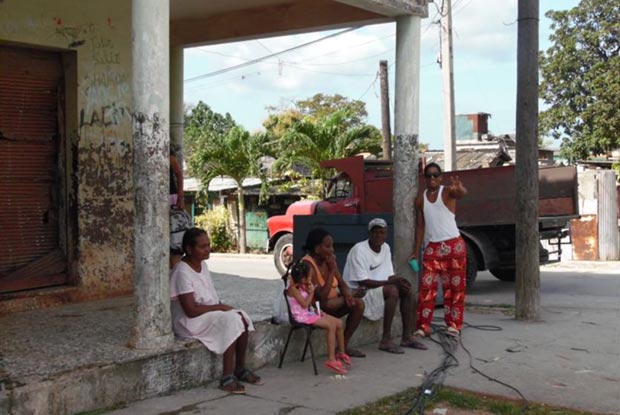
184, 26, 361, 83
358, 71, 379, 100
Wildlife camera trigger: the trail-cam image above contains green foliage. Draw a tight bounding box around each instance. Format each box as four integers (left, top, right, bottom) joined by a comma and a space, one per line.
194, 206, 233, 252
271, 110, 382, 196
262, 108, 303, 141
612, 162, 620, 182
185, 103, 271, 203
185, 103, 273, 252
184, 101, 237, 160
540, 1, 620, 163
339, 387, 596, 415
295, 93, 368, 129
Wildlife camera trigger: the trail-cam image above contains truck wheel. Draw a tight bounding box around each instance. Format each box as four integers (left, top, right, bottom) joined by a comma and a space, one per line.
273, 234, 293, 276
489, 268, 516, 282
465, 241, 478, 288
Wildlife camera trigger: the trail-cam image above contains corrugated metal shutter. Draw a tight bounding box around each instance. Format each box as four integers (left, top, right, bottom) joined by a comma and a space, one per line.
0, 46, 67, 293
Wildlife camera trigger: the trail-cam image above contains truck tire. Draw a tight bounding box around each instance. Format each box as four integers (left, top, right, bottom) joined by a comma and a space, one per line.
489, 268, 516, 282
273, 234, 293, 276
465, 241, 478, 288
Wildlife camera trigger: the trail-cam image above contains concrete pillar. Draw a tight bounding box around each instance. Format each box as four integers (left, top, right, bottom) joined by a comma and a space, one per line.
170, 46, 184, 162
130, 0, 174, 349
598, 170, 619, 260
393, 14, 422, 285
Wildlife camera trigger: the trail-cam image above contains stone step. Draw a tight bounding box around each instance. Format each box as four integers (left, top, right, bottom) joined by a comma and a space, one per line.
0, 297, 386, 415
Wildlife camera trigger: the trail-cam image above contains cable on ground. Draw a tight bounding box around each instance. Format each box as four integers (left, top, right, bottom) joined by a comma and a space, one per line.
402, 319, 529, 415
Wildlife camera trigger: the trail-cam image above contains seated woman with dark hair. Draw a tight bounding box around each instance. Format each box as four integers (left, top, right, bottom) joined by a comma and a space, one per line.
170, 227, 263, 394
301, 227, 366, 357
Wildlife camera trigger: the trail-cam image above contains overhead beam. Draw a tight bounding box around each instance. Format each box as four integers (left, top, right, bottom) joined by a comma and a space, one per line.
171, 0, 389, 47
334, 0, 429, 17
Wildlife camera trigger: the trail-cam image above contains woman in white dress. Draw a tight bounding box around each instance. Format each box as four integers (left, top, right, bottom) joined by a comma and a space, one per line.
170, 227, 262, 394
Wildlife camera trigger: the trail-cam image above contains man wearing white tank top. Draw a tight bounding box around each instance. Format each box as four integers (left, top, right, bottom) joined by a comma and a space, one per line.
409, 162, 468, 340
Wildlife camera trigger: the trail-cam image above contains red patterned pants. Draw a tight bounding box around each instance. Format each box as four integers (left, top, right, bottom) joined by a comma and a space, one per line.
415, 236, 467, 336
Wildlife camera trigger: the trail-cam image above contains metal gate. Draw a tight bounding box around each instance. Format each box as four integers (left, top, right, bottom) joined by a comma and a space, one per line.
245, 210, 268, 250
0, 46, 67, 293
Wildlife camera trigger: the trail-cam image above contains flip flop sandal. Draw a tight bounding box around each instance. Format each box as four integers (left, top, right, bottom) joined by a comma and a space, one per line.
379, 344, 405, 354
345, 348, 366, 358
336, 352, 352, 366
400, 339, 428, 350
446, 327, 460, 338
235, 368, 264, 385
219, 375, 246, 394
324, 359, 348, 374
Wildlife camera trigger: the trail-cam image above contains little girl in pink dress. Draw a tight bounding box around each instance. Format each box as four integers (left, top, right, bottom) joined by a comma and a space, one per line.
287, 261, 351, 375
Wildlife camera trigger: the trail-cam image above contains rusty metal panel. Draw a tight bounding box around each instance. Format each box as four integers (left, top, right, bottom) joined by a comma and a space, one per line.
571, 215, 598, 260
0, 46, 67, 293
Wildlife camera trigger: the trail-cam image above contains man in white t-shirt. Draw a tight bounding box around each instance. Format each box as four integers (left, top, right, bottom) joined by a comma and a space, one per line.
343, 218, 427, 353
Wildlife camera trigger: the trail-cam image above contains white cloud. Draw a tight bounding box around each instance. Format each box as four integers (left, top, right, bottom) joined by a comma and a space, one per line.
183, 0, 578, 148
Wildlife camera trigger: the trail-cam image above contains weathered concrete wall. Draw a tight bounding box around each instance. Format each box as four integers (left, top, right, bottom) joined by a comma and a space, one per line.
1, 318, 387, 415
0, 1, 134, 312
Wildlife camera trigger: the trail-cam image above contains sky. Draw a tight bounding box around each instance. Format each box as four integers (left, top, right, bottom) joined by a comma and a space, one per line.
183, 0, 580, 151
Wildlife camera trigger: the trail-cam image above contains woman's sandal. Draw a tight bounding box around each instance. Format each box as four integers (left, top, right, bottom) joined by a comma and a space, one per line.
336, 351, 352, 366
219, 375, 246, 394
235, 368, 264, 385
324, 359, 348, 375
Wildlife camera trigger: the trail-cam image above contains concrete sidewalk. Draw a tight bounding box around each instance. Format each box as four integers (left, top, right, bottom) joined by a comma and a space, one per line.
106, 303, 620, 415
2, 261, 618, 415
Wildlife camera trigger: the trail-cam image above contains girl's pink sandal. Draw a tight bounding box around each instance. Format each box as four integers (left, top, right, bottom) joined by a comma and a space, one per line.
324, 359, 348, 374
336, 352, 352, 366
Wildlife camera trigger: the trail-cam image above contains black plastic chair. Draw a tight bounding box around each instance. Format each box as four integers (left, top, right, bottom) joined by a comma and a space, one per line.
277, 275, 321, 375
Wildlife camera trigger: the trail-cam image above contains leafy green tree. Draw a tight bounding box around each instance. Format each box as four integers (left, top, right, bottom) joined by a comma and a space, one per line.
540, 1, 620, 162
264, 93, 370, 139
186, 103, 269, 253
295, 93, 368, 128
262, 108, 303, 142
273, 110, 382, 196
184, 101, 236, 158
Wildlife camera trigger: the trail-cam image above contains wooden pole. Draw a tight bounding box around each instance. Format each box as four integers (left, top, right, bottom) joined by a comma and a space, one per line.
380, 60, 392, 160
440, 0, 456, 171
515, 0, 541, 321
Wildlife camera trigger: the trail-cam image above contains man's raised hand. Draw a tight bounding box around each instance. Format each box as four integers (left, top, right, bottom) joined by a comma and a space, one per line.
449, 175, 467, 198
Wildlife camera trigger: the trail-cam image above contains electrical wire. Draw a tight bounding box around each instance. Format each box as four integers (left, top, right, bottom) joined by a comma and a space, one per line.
184, 26, 361, 83
402, 320, 529, 415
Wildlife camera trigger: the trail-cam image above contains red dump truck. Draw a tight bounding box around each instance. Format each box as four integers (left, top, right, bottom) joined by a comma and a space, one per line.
267, 156, 579, 285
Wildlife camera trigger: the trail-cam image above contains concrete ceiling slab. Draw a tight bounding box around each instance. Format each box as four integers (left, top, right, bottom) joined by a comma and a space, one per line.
169, 0, 416, 47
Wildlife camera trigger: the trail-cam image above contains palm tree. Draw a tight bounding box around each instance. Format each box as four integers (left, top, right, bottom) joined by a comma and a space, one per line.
188, 126, 269, 253
273, 110, 382, 196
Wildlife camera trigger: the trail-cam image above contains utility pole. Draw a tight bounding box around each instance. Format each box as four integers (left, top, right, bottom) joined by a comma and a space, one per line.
440, 0, 456, 171
393, 14, 422, 294
515, 0, 540, 321
379, 60, 392, 160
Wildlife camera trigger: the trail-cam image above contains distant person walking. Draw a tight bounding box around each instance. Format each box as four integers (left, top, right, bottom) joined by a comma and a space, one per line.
410, 163, 468, 340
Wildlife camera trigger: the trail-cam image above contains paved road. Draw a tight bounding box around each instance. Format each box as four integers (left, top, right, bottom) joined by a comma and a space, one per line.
107, 257, 620, 415
208, 254, 620, 321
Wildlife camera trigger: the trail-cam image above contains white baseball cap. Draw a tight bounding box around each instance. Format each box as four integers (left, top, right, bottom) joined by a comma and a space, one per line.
368, 218, 387, 231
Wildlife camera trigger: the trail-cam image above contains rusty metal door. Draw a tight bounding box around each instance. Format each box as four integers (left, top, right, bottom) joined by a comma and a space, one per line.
0, 46, 67, 293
